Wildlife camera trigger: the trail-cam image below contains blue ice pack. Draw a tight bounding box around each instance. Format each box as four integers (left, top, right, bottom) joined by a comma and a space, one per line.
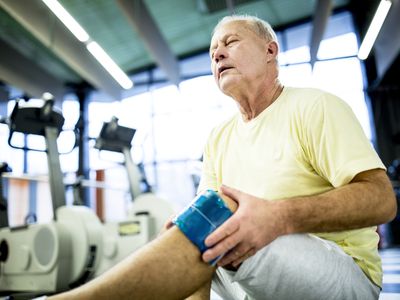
172, 190, 233, 258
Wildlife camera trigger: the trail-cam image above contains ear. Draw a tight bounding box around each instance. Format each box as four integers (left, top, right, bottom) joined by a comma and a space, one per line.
266, 41, 279, 62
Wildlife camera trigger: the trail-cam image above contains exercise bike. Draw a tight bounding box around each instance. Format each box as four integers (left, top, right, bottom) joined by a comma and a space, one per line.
0, 94, 103, 296
93, 117, 175, 276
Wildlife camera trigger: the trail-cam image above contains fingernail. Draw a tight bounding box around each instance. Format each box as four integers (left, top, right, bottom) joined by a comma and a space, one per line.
205, 238, 213, 247
203, 253, 209, 261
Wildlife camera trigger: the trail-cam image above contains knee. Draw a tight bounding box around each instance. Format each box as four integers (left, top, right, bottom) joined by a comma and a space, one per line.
172, 190, 234, 254
260, 234, 315, 268
268, 234, 309, 252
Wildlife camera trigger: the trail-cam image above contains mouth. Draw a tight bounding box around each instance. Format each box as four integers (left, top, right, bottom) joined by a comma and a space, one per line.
218, 66, 233, 78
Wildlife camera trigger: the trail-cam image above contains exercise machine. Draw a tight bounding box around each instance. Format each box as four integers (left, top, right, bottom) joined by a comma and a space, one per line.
93, 117, 175, 275
0, 95, 103, 295
0, 162, 11, 229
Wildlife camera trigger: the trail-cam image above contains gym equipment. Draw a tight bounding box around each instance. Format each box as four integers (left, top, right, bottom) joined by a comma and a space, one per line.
0, 95, 103, 295
93, 117, 175, 276
0, 162, 12, 229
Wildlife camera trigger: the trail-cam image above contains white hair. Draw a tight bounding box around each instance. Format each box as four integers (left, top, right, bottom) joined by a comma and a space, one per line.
212, 15, 278, 44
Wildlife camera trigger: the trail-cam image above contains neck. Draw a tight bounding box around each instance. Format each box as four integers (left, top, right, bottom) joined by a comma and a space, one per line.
238, 80, 284, 122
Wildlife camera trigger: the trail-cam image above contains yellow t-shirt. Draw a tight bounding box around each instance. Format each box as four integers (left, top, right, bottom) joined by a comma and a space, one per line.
198, 86, 386, 287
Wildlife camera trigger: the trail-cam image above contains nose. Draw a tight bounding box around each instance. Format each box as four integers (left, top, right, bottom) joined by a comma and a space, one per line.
213, 45, 227, 63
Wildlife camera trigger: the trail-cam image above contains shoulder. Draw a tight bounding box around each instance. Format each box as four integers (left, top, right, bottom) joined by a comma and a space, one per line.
283, 86, 351, 116
284, 86, 343, 105
208, 114, 239, 143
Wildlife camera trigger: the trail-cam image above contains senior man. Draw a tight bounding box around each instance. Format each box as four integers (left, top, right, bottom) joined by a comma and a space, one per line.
50, 15, 396, 300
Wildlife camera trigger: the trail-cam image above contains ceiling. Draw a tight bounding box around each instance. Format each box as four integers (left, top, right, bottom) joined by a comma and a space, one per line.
0, 0, 392, 101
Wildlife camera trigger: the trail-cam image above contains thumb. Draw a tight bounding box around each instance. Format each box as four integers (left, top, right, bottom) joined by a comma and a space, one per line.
220, 185, 242, 202
163, 214, 176, 230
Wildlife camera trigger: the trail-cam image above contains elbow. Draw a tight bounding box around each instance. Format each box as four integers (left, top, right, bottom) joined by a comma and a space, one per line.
378, 182, 397, 224
384, 192, 397, 223
369, 169, 398, 224
352, 169, 397, 225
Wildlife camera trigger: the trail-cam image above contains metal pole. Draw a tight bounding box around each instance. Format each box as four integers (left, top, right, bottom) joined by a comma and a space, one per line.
122, 147, 142, 201
76, 87, 91, 206
45, 127, 66, 219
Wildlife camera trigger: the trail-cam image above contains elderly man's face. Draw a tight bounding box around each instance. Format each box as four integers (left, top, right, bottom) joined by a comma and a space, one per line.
209, 21, 271, 94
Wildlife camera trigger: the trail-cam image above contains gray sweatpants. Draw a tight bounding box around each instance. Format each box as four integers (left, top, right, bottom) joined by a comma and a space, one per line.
212, 234, 380, 300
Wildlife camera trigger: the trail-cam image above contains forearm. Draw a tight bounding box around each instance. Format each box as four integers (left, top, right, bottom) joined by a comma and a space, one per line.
279, 169, 397, 234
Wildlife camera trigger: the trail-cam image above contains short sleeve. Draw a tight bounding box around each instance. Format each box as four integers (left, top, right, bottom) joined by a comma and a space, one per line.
197, 130, 218, 194
303, 93, 385, 187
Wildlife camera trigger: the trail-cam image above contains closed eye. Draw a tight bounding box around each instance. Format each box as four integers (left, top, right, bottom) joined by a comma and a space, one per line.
227, 40, 238, 46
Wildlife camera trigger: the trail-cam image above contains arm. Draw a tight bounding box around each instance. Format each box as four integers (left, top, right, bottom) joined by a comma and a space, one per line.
202, 168, 397, 267
280, 168, 396, 233
49, 195, 237, 300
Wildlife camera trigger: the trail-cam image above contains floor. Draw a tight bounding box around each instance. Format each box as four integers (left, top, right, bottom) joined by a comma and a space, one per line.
380, 247, 400, 300
211, 247, 400, 300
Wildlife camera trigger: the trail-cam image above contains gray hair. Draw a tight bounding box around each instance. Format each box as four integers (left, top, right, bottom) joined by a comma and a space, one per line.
213, 15, 278, 44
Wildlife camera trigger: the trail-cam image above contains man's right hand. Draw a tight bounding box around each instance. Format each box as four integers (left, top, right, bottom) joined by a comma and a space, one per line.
202, 185, 287, 268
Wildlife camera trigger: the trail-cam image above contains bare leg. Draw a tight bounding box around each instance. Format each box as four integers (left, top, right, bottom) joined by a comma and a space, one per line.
49, 195, 237, 300
185, 280, 212, 300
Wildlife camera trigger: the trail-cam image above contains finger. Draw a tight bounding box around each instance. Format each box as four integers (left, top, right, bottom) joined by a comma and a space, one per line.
158, 214, 176, 236
165, 218, 175, 229
164, 214, 176, 229
220, 185, 242, 202
204, 216, 240, 247
231, 248, 256, 268
218, 193, 238, 212
217, 244, 251, 266
202, 231, 241, 263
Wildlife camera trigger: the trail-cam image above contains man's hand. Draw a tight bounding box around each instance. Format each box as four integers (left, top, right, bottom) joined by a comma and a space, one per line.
202, 185, 286, 268
158, 214, 176, 236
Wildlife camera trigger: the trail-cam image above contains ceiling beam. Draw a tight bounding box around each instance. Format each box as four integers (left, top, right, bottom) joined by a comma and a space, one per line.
116, 0, 180, 85
0, 37, 65, 101
0, 0, 122, 100
309, 0, 332, 68
374, 0, 400, 83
